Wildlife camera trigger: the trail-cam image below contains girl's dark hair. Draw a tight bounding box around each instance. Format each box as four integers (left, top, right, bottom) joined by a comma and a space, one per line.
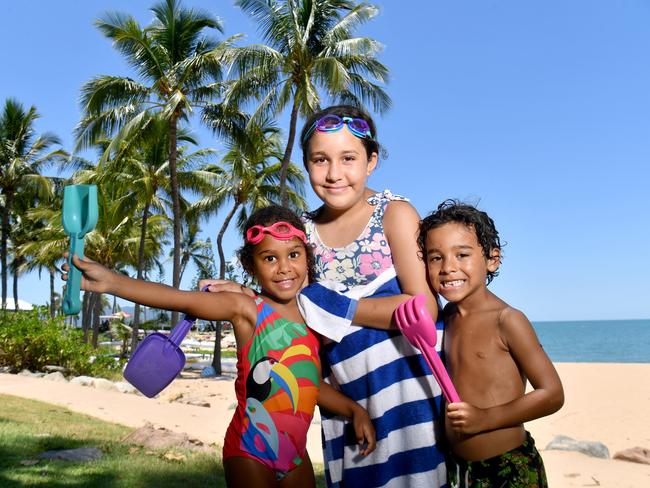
299, 104, 383, 165
237, 205, 316, 283
418, 199, 503, 284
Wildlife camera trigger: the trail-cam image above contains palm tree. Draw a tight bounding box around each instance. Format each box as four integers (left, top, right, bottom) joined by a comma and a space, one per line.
0, 98, 68, 309
19, 199, 68, 318
75, 0, 238, 325
197, 115, 306, 374
231, 0, 391, 203
177, 217, 215, 284
200, 115, 306, 279
89, 114, 219, 351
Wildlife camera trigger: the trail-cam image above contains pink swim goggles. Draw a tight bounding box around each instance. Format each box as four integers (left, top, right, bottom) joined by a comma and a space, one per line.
245, 221, 308, 245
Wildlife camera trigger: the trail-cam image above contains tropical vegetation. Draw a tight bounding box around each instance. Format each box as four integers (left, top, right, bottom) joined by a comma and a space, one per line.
1, 0, 390, 373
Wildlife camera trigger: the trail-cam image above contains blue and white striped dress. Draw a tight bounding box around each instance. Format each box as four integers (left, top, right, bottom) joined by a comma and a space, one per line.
303, 190, 447, 488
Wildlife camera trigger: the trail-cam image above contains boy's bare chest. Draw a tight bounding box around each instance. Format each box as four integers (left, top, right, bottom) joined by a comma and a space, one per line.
445, 316, 525, 403
446, 319, 508, 363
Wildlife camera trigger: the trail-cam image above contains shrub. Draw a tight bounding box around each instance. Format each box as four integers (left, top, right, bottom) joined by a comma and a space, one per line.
0, 308, 124, 378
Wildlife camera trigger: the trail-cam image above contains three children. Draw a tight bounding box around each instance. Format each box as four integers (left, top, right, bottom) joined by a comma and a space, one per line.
63, 101, 563, 486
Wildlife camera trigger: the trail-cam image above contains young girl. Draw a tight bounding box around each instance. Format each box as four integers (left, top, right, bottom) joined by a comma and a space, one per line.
204, 106, 448, 487
298, 105, 446, 487
63, 205, 376, 488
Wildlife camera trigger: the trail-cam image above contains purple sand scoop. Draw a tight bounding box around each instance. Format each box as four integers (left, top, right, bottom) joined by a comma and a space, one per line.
123, 316, 196, 398
123, 287, 210, 398
395, 294, 461, 403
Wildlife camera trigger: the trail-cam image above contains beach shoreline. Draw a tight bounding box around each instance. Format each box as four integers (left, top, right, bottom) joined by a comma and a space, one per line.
1, 362, 649, 487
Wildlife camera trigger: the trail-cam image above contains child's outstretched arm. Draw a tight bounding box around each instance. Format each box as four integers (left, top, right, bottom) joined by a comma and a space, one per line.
446, 308, 564, 435
63, 254, 257, 341
352, 200, 438, 329
317, 383, 376, 455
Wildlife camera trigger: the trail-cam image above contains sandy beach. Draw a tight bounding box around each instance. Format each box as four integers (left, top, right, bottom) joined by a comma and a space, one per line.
1, 362, 649, 487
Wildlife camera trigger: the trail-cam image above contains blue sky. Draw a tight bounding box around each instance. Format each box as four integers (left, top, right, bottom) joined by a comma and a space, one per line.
2, 1, 649, 321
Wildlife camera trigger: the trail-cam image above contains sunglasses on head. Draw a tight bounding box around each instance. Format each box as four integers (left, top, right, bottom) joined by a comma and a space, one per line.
245, 221, 308, 245
301, 114, 373, 145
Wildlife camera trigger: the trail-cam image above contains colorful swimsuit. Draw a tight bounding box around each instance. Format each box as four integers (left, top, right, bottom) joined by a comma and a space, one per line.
223, 297, 320, 479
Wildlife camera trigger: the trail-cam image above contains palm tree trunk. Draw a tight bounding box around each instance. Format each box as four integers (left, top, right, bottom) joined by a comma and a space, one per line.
12, 260, 19, 312
169, 116, 181, 327
131, 202, 151, 354
217, 203, 240, 280
1, 191, 14, 309
49, 267, 56, 317
82, 291, 92, 343
279, 100, 300, 206
210, 202, 240, 376
91, 292, 102, 348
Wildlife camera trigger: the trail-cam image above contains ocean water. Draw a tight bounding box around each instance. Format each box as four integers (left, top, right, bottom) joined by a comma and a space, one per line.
532, 319, 650, 363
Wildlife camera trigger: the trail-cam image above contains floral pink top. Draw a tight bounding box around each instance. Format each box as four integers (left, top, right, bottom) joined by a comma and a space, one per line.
302, 190, 408, 289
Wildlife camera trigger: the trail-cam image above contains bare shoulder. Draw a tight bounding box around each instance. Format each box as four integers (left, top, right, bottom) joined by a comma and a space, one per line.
497, 305, 538, 344
229, 292, 259, 324
383, 199, 420, 225
383, 200, 420, 242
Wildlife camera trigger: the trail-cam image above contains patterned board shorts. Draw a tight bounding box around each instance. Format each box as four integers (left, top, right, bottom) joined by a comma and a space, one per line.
448, 432, 548, 488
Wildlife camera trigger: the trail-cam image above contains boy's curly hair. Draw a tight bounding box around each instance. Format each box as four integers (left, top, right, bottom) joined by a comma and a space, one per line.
237, 205, 316, 284
418, 199, 503, 284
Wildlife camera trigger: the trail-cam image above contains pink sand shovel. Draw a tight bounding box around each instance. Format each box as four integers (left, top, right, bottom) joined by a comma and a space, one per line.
395, 294, 461, 403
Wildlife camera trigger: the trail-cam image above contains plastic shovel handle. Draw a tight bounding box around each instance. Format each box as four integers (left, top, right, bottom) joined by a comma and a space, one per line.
62, 236, 84, 315
166, 318, 196, 351
415, 336, 461, 404
163, 285, 211, 350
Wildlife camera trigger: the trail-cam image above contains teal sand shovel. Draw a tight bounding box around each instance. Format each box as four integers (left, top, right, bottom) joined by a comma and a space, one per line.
62, 184, 98, 315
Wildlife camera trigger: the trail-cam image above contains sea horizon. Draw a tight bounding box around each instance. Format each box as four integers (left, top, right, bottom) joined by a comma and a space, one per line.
532, 318, 650, 364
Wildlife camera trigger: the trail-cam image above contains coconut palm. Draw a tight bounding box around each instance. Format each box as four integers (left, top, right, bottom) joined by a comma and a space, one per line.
177, 217, 215, 284
75, 0, 239, 326
0, 98, 68, 309
200, 115, 306, 279
231, 0, 391, 203
87, 114, 219, 350
197, 115, 306, 373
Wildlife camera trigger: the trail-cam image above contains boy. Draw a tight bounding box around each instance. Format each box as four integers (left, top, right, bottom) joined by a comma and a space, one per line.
418, 200, 564, 488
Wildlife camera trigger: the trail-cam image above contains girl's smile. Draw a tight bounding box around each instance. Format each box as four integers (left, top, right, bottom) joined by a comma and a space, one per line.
253, 235, 308, 303
306, 128, 377, 212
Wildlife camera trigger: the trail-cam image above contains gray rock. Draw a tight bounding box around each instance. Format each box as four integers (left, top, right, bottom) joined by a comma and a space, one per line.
43, 371, 67, 382
114, 381, 137, 394
39, 447, 103, 462
44, 365, 67, 373
613, 446, 650, 465
0, 366, 16, 374
93, 378, 116, 391
545, 435, 610, 459
18, 369, 44, 378
70, 376, 95, 387
122, 423, 212, 453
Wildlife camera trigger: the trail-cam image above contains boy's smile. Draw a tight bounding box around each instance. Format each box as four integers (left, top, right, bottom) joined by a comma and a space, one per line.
425, 222, 500, 305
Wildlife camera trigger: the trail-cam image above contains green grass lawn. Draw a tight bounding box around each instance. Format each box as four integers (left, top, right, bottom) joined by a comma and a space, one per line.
0, 394, 326, 487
